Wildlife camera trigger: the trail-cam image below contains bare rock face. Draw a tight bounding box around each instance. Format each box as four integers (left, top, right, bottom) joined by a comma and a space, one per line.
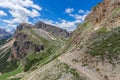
11, 23, 45, 59
10, 22, 69, 60
85, 0, 120, 25
34, 44, 44, 52
16, 23, 33, 31
14, 23, 33, 38
35, 22, 70, 38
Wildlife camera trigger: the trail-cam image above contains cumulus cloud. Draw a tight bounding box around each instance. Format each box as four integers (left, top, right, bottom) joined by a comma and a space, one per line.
65, 8, 74, 14
31, 9, 90, 31
0, 10, 7, 16
0, 0, 42, 31
0, 0, 90, 32
39, 9, 90, 31
78, 9, 84, 14
56, 19, 77, 31
69, 10, 90, 22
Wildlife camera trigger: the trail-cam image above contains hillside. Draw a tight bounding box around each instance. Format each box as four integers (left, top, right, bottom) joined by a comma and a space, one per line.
20, 0, 120, 80
0, 22, 69, 80
0, 0, 120, 80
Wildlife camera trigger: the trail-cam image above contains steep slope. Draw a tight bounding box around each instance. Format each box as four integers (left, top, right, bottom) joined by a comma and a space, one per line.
59, 0, 120, 80
0, 22, 69, 80
1, 0, 120, 80
20, 0, 120, 80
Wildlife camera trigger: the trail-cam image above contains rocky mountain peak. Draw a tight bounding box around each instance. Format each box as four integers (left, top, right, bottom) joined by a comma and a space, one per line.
35, 22, 70, 38
14, 23, 34, 38
16, 23, 33, 31
10, 21, 70, 60
85, 0, 120, 25
0, 28, 6, 33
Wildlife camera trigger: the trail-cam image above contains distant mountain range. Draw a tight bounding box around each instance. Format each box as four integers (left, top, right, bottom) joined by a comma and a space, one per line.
0, 28, 12, 40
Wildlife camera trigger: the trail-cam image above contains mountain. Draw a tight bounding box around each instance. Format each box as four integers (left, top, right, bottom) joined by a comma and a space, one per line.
35, 22, 69, 38
0, 28, 12, 40
9, 29, 16, 34
0, 28, 12, 46
10, 22, 69, 60
0, 0, 120, 80
0, 22, 70, 80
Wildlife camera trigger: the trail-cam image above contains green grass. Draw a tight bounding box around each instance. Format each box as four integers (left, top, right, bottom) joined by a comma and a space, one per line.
21, 28, 66, 71
112, 6, 120, 16
99, 27, 107, 34
63, 22, 90, 52
40, 61, 84, 80
81, 22, 89, 28
63, 63, 84, 80
24, 44, 61, 71
0, 49, 19, 73
87, 27, 120, 59
0, 64, 23, 80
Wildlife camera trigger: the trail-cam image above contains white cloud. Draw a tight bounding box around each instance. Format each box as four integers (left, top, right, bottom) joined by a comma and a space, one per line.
36, 9, 90, 31
37, 18, 78, 31
0, 0, 42, 30
65, 8, 74, 14
56, 19, 77, 31
69, 10, 90, 21
0, 0, 90, 32
85, 10, 91, 15
74, 14, 87, 21
0, 10, 7, 16
38, 18, 55, 26
78, 10, 84, 14
41, 9, 90, 31
0, 0, 42, 10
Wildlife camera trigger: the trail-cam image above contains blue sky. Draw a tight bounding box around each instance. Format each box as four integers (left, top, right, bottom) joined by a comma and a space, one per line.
0, 0, 102, 32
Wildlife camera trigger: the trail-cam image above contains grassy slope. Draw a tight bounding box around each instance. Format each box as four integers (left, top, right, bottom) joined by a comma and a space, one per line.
21, 28, 67, 71
0, 65, 23, 80
20, 5, 120, 80
21, 60, 84, 80
0, 27, 67, 80
87, 27, 120, 60
0, 47, 22, 80
0, 48, 20, 72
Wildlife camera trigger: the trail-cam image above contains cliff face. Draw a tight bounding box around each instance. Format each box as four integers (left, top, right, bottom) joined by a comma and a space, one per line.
65, 0, 120, 51
0, 22, 69, 79
35, 22, 70, 38
59, 0, 120, 80
85, 0, 120, 25
10, 22, 69, 60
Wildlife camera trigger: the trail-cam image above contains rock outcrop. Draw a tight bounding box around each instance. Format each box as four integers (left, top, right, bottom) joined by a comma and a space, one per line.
35, 22, 70, 38
85, 0, 120, 25
10, 22, 69, 60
